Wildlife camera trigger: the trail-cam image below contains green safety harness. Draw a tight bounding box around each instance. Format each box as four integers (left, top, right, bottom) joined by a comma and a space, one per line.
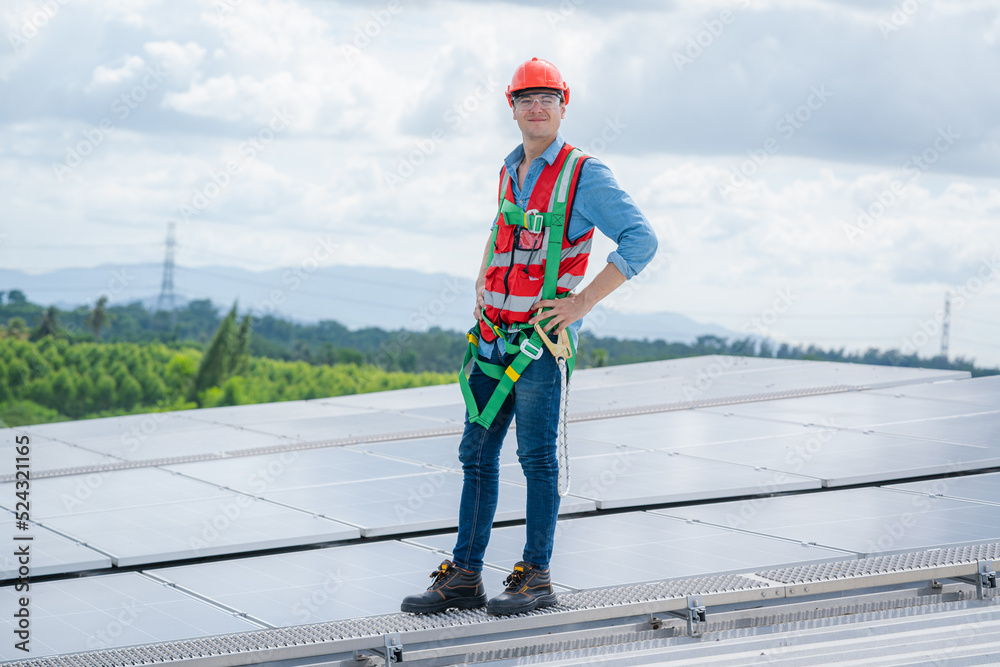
459, 148, 587, 495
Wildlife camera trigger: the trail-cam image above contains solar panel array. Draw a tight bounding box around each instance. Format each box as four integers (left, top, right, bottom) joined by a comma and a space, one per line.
2, 356, 998, 661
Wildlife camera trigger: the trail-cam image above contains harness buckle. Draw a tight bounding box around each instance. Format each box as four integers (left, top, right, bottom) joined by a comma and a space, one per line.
519, 337, 544, 360
524, 209, 544, 233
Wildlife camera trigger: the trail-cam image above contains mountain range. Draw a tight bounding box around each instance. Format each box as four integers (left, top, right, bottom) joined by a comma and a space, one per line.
0, 263, 735, 342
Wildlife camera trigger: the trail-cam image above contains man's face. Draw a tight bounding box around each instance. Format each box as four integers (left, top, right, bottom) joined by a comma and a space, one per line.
512, 88, 565, 143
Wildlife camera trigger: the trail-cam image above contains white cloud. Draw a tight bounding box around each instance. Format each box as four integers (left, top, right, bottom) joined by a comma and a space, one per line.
87, 54, 146, 90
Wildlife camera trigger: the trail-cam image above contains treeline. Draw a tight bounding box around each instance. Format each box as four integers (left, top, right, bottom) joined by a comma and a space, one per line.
0, 291, 996, 429
0, 328, 453, 428
0, 292, 465, 373
5, 292, 996, 377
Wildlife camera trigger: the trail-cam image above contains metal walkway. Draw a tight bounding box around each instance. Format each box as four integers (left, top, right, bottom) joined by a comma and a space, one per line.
9, 542, 999, 666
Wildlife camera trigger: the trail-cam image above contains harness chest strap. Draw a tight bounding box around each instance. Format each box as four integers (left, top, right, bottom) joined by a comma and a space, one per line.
460, 147, 585, 429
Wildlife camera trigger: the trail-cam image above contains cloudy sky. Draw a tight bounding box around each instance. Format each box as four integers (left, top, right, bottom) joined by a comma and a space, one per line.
2, 0, 999, 365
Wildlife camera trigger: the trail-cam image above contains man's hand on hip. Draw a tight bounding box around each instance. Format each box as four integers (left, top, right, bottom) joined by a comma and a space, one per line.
528, 292, 592, 334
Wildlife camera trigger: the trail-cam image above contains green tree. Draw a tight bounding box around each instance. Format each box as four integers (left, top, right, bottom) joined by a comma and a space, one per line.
6, 317, 29, 340
85, 296, 111, 340
93, 374, 116, 411
190, 303, 238, 402
51, 368, 77, 412
229, 314, 252, 376
31, 306, 61, 340
7, 358, 29, 394
117, 374, 143, 410
7, 290, 26, 305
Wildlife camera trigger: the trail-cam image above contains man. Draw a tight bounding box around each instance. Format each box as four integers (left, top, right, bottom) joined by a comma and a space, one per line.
401, 57, 657, 616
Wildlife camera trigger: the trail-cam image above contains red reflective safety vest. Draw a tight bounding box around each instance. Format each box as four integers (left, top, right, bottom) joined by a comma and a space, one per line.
479, 142, 593, 343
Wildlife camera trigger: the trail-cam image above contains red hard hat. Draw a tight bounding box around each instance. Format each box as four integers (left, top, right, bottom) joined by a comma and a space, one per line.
506, 57, 570, 108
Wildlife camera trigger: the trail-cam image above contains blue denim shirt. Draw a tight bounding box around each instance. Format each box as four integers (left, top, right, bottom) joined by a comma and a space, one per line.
479, 133, 659, 356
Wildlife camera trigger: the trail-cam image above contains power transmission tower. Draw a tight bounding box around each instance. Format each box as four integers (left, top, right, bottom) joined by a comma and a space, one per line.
940, 291, 951, 360
156, 221, 177, 321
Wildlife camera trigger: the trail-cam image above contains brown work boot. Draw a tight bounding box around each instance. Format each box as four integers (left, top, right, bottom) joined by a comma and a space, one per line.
400, 560, 487, 614
486, 561, 557, 615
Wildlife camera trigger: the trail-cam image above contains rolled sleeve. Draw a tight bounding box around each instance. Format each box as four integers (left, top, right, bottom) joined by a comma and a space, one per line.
568, 158, 658, 279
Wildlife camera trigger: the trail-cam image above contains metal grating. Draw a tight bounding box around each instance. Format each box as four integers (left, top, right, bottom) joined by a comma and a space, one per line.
13, 540, 996, 667
757, 542, 1000, 584
2, 384, 860, 483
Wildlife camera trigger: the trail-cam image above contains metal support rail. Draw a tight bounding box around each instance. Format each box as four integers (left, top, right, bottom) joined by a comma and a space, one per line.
9, 542, 1000, 667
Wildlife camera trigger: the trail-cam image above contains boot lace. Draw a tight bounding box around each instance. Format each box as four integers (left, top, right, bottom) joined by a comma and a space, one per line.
503, 567, 526, 590
429, 562, 452, 584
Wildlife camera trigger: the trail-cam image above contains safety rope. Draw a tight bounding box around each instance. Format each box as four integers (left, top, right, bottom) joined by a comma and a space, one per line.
557, 357, 571, 497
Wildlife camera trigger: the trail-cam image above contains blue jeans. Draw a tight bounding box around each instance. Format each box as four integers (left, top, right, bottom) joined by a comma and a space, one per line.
452, 337, 562, 572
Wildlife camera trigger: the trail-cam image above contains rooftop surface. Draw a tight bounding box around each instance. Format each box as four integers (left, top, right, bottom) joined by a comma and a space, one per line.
2, 356, 999, 664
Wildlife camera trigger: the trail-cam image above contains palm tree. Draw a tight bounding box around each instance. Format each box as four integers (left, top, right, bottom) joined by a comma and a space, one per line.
32, 306, 61, 340
85, 296, 111, 340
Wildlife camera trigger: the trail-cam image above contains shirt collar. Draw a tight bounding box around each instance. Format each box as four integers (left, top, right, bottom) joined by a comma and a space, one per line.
504, 132, 566, 176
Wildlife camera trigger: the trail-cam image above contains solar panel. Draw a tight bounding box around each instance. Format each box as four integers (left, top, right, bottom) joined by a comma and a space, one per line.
242, 411, 457, 441
660, 429, 1000, 488
35, 423, 295, 461
868, 376, 1000, 408
568, 409, 810, 450
701, 392, 990, 429
0, 516, 111, 578
500, 450, 819, 509
408, 512, 849, 590
3, 468, 235, 518
0, 572, 261, 661
865, 411, 1000, 446
262, 472, 596, 537
655, 487, 1000, 556
39, 495, 359, 567
183, 399, 370, 425
317, 383, 462, 411
0, 434, 115, 472
152, 540, 449, 626
165, 447, 437, 494
889, 472, 1000, 506
24, 411, 212, 443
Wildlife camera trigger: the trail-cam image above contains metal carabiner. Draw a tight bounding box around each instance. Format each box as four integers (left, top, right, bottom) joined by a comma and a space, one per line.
533, 322, 573, 362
